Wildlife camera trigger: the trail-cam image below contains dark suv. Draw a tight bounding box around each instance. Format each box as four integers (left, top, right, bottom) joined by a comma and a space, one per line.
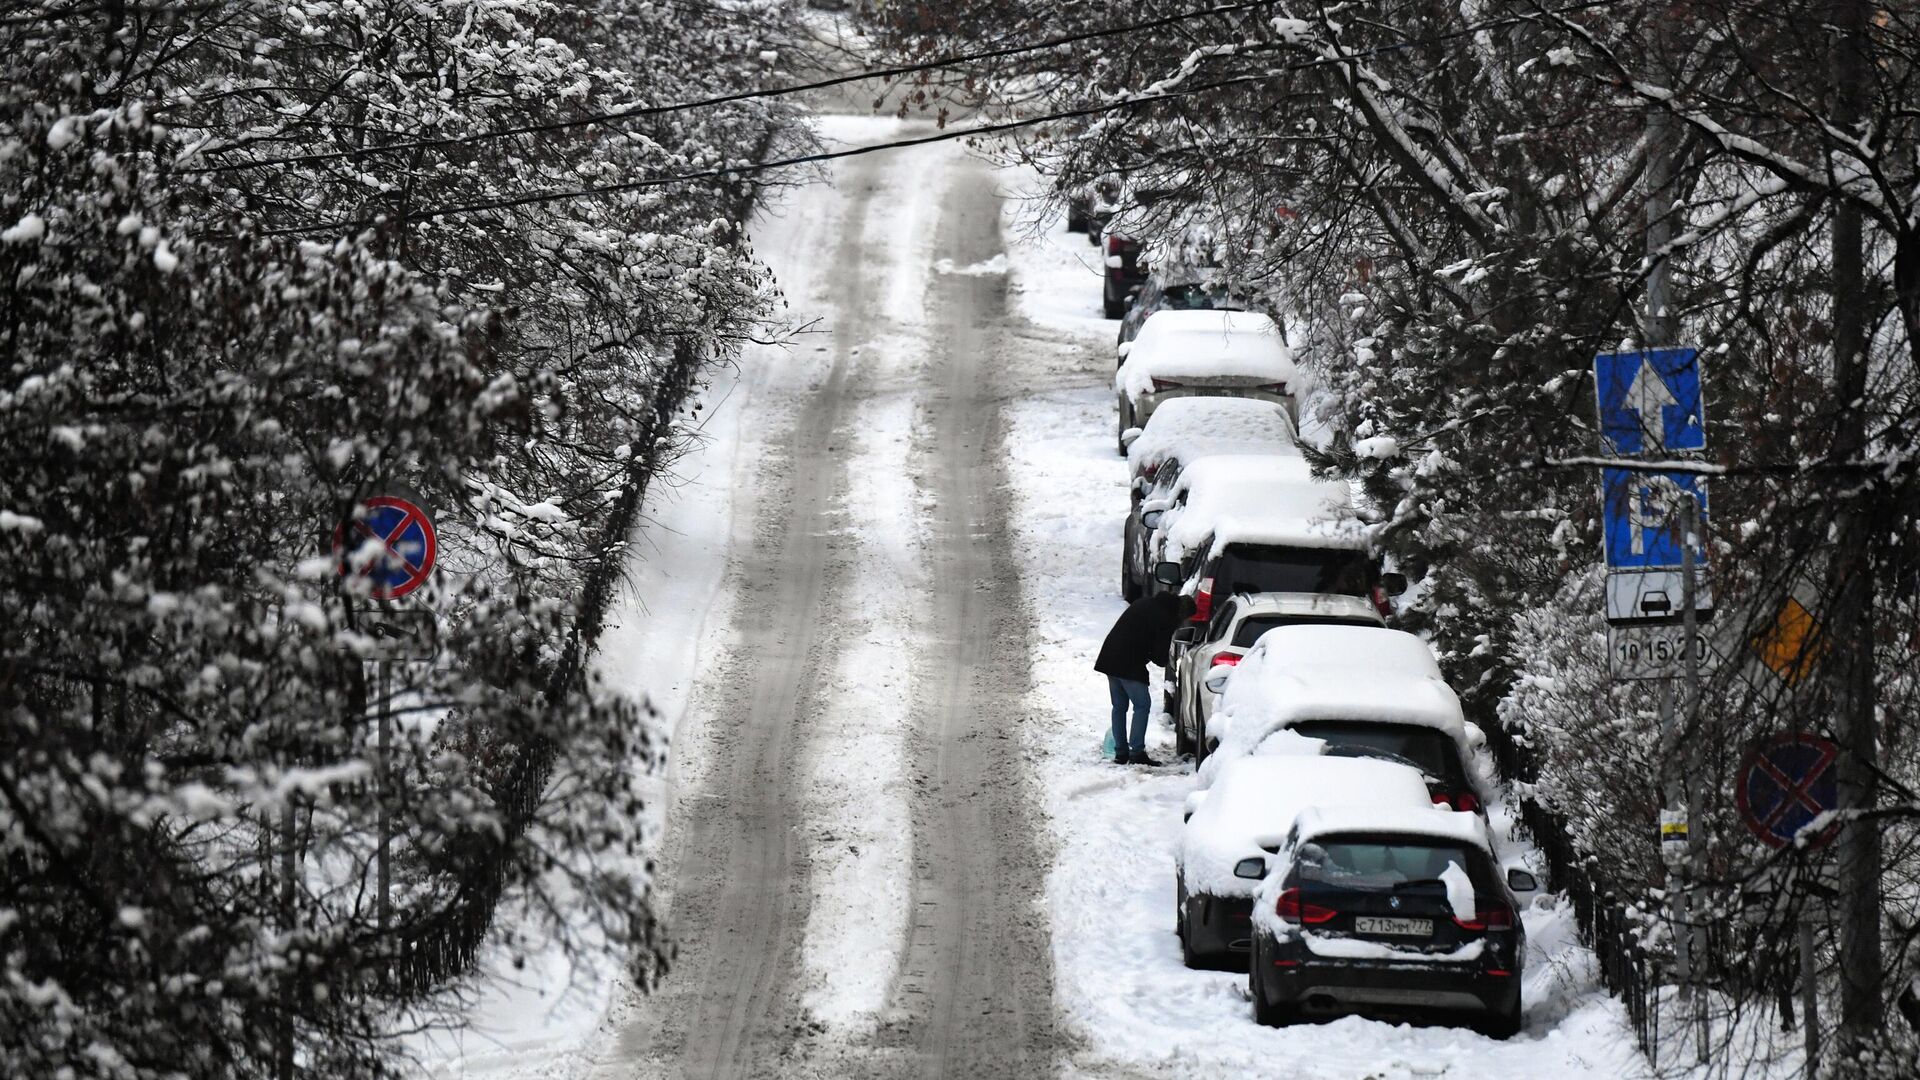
1248, 816, 1533, 1038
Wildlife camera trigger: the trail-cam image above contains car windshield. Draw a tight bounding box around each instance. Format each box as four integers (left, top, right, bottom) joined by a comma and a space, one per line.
1233, 614, 1379, 648
1160, 283, 1234, 310
1214, 545, 1371, 597
1289, 721, 1458, 781
1296, 837, 1483, 891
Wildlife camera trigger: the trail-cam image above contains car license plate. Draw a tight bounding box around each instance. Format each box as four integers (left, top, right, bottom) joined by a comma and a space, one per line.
1354, 916, 1432, 937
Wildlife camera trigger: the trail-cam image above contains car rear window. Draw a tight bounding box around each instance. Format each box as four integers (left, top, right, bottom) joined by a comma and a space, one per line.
1288, 721, 1461, 782
1214, 545, 1371, 597
1295, 837, 1488, 891
1233, 615, 1380, 648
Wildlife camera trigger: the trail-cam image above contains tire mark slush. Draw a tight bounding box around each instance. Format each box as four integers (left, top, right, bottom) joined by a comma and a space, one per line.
871, 157, 1062, 1079
607, 154, 884, 1080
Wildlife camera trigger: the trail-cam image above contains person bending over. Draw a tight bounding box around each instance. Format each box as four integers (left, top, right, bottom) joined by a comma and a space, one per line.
1093, 592, 1196, 766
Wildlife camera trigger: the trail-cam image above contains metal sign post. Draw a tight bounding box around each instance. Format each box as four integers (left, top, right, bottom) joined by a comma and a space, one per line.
334, 494, 439, 972
1594, 343, 1711, 1053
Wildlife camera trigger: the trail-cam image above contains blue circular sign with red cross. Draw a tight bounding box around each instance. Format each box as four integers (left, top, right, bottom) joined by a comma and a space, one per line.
1736, 733, 1840, 850
335, 495, 437, 601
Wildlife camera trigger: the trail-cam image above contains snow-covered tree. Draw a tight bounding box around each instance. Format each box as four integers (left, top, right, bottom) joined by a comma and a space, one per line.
2, 2, 802, 1076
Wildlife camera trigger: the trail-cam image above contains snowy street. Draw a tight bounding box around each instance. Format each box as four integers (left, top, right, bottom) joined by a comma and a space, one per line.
16, 7, 1918, 1080
425, 113, 1653, 1079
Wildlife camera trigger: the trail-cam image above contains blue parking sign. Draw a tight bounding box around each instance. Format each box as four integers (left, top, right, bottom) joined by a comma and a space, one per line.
1595, 348, 1706, 455
1602, 468, 1708, 570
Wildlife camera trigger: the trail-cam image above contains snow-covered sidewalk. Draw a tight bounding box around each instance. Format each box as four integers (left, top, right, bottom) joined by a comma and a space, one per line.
996, 184, 1653, 1079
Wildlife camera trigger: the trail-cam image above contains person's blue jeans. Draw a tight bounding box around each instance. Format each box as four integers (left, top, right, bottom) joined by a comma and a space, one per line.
1108, 676, 1151, 757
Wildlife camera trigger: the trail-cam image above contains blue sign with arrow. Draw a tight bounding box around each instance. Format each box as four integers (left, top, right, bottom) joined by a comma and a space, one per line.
1595, 347, 1706, 454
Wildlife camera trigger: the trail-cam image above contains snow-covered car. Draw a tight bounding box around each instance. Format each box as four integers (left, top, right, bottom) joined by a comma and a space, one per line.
1116, 271, 1244, 349
1120, 398, 1297, 600
1198, 625, 1487, 815
1247, 804, 1533, 1037
1114, 310, 1296, 453
1169, 592, 1385, 760
1142, 454, 1398, 621
1176, 756, 1436, 971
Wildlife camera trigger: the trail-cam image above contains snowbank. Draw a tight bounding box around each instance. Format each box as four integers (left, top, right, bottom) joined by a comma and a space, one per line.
1115, 309, 1296, 403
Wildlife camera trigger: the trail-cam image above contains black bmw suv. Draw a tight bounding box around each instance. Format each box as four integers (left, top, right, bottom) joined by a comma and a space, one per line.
1247, 815, 1534, 1039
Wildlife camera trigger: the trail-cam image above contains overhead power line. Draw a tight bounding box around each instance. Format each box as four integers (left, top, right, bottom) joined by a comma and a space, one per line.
186, 0, 1288, 176
264, 0, 1625, 237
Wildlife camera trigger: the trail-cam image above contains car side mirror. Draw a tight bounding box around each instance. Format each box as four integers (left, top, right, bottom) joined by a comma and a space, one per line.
1507, 868, 1539, 894
1152, 561, 1182, 586
1117, 341, 1133, 359
1233, 857, 1266, 880
1121, 427, 1143, 448
1171, 626, 1199, 645
1380, 571, 1409, 597
1204, 673, 1229, 694
1141, 510, 1164, 530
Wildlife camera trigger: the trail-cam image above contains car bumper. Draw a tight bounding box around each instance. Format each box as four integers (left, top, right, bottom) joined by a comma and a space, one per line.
1252, 936, 1519, 1019
1186, 892, 1256, 958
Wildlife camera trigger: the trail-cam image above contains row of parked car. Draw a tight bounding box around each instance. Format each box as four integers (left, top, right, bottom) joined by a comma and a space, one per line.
1106, 279, 1538, 1039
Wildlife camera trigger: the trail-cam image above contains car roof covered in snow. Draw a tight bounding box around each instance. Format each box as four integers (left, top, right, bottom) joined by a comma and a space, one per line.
1203, 626, 1464, 770
1115, 310, 1295, 402
1178, 756, 1436, 897
1290, 804, 1492, 851
1126, 397, 1297, 480
1159, 454, 1362, 557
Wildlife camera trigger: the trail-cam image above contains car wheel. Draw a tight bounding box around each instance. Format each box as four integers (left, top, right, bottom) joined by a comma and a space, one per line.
1476, 994, 1524, 1040
1173, 698, 1194, 756
1251, 967, 1291, 1027
1194, 719, 1210, 767
1121, 547, 1142, 602
1115, 400, 1131, 456
1066, 206, 1088, 233
1104, 294, 1126, 320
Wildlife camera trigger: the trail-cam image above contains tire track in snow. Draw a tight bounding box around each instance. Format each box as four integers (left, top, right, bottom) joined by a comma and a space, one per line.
597, 151, 885, 1080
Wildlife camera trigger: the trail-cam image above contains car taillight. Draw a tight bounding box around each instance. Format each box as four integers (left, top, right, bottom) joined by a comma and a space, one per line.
1150, 377, 1185, 392
1107, 235, 1124, 254
1275, 888, 1337, 925
1432, 792, 1483, 813
1143, 463, 1158, 480
1256, 381, 1289, 394
1193, 578, 1213, 622
1370, 585, 1395, 617
1211, 653, 1242, 667
1453, 905, 1514, 932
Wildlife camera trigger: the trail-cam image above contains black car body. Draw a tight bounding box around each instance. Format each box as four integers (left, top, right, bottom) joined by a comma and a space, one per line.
1248, 816, 1529, 1038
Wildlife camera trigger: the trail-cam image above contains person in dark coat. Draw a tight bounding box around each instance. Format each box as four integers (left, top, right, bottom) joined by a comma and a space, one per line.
1094, 592, 1197, 765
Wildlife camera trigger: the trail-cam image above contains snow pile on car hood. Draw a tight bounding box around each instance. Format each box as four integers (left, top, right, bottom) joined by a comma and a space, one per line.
1115, 309, 1295, 403
1126, 397, 1297, 481
1201, 627, 1464, 782
1158, 454, 1363, 559
1178, 756, 1435, 898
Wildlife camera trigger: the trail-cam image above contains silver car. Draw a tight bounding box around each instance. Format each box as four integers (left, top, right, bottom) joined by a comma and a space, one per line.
1169, 593, 1386, 761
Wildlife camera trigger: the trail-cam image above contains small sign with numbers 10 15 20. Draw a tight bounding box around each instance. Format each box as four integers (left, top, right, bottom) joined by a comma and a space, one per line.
1609, 624, 1721, 682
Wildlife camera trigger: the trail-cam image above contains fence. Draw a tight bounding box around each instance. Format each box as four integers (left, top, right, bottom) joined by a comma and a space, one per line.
1481, 711, 1658, 1055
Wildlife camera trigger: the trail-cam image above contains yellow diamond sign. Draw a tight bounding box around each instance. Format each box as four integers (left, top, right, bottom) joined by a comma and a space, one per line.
1751, 597, 1824, 686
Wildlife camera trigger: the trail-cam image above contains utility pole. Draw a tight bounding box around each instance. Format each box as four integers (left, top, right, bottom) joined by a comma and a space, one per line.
1644, 78, 1702, 1048
1830, 0, 1883, 1054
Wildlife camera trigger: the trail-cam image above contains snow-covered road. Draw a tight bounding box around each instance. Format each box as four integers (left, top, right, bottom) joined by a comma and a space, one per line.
428, 109, 1655, 1080
586, 121, 1059, 1079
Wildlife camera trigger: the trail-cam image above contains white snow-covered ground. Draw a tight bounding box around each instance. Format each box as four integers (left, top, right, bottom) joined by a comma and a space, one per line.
994, 177, 1656, 1080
